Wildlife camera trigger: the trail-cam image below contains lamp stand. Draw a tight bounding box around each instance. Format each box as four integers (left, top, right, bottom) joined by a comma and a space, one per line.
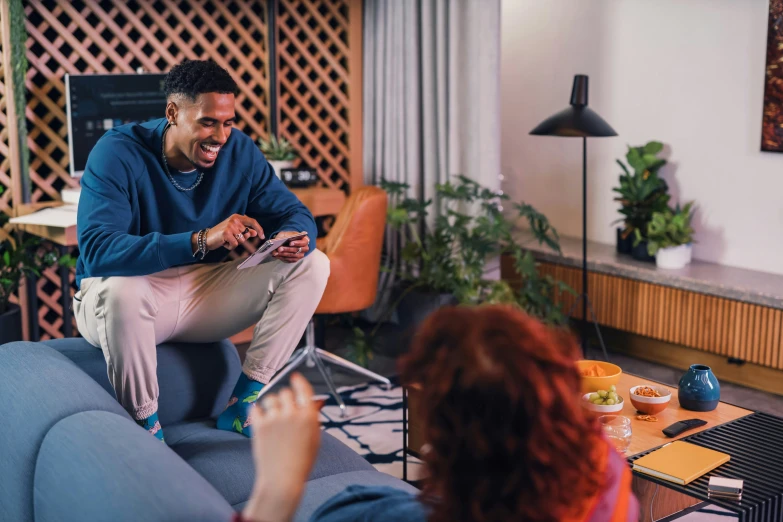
569, 137, 609, 361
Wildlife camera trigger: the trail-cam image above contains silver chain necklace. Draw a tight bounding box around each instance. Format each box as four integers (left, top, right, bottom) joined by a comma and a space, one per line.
161, 123, 204, 192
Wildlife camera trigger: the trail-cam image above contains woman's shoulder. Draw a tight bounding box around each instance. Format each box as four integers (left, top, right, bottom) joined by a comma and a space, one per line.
309, 485, 426, 522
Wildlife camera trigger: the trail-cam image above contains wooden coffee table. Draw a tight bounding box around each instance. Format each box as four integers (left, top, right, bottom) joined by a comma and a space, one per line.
404, 372, 752, 522
613, 373, 750, 522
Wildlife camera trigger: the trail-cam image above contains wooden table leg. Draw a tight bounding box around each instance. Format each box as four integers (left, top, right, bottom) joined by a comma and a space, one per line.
633, 476, 701, 521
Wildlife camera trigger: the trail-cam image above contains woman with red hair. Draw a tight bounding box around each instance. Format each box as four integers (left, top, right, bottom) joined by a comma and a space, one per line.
240, 305, 638, 522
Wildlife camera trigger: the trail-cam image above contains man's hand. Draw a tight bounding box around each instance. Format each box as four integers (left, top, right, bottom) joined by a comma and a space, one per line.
205, 214, 264, 251
272, 230, 310, 263
243, 373, 321, 522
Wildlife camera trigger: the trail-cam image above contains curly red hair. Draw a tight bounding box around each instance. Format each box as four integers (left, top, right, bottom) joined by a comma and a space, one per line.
399, 305, 603, 522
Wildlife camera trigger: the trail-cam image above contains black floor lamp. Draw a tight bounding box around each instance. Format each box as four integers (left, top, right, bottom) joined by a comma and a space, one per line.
530, 74, 616, 358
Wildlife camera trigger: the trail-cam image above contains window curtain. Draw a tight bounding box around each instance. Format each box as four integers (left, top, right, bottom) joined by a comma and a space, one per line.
361, 0, 501, 320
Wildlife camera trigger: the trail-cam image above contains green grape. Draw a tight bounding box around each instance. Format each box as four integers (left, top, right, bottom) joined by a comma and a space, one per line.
610, 385, 616, 392
608, 392, 618, 401
597, 390, 608, 398
589, 393, 600, 401
592, 399, 604, 405
606, 399, 616, 405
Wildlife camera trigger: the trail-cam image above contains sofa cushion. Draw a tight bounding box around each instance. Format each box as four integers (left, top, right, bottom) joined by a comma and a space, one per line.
165, 419, 376, 507
34, 410, 234, 522
43, 337, 241, 425
0, 341, 130, 522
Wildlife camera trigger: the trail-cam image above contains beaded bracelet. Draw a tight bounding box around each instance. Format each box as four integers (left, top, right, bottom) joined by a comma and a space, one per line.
199, 228, 209, 260
192, 228, 209, 260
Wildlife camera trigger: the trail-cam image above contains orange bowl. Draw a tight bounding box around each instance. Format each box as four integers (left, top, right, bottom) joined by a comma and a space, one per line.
629, 385, 672, 415
576, 360, 622, 393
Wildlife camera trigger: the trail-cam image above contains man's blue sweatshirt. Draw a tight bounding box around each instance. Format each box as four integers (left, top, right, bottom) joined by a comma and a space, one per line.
75, 118, 316, 288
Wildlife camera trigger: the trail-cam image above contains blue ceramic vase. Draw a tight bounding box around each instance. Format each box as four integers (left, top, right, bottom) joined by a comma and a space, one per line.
678, 364, 720, 411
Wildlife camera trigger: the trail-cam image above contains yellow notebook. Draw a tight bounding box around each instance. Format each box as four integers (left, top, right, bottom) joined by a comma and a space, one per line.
632, 441, 730, 485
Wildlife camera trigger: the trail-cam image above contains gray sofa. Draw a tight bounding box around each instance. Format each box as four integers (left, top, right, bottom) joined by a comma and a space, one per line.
0, 338, 416, 522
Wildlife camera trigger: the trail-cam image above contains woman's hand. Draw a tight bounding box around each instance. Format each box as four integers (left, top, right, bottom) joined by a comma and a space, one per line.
242, 373, 322, 522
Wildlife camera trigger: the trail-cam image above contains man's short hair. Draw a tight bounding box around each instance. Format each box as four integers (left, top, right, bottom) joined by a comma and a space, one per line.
163, 60, 239, 101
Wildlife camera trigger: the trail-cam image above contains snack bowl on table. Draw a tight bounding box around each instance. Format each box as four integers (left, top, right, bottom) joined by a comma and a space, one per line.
629, 385, 672, 415
581, 392, 625, 414
576, 360, 622, 393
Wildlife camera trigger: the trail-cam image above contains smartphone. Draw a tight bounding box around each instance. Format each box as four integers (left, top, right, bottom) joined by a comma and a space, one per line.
237, 232, 308, 270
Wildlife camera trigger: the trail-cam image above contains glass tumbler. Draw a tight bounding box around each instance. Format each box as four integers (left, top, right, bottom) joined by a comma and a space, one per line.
599, 415, 632, 453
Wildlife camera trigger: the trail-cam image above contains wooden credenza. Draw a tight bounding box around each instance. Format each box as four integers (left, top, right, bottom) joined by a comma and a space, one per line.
503, 233, 783, 395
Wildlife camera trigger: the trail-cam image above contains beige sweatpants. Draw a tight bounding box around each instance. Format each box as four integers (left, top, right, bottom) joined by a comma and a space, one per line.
73, 250, 330, 420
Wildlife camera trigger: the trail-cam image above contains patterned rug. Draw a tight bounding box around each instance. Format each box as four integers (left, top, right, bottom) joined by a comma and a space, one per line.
317, 379, 424, 482
319, 382, 731, 521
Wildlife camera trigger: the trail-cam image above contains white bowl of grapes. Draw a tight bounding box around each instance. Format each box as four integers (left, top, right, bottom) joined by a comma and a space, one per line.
581, 385, 624, 413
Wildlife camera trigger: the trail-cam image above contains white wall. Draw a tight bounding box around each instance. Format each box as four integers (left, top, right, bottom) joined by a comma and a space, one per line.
501, 0, 783, 275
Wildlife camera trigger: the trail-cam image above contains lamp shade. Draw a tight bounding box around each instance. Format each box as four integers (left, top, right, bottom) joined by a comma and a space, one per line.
530, 75, 617, 138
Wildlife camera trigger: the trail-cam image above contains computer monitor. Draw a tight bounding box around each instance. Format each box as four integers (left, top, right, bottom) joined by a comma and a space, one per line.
65, 73, 167, 177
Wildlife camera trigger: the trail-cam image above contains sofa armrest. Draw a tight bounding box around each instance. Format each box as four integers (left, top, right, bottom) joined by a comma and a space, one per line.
34, 410, 234, 522
0, 341, 130, 522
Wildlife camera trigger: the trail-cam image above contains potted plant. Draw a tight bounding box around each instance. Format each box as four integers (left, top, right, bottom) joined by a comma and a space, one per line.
612, 141, 670, 260
345, 176, 573, 364
258, 135, 298, 178
634, 202, 695, 269
0, 199, 76, 344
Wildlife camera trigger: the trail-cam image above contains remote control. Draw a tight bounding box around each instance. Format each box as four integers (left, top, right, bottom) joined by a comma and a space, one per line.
662, 419, 708, 438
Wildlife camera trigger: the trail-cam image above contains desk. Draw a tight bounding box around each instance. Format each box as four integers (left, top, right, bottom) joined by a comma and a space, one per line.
404, 372, 752, 521
13, 187, 346, 248
12, 186, 346, 340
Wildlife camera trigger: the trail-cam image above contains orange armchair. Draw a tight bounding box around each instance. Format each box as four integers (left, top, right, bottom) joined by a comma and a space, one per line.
316, 185, 388, 314
258, 186, 391, 416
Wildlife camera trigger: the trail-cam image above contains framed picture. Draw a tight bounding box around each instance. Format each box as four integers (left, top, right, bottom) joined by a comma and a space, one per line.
763, 0, 783, 152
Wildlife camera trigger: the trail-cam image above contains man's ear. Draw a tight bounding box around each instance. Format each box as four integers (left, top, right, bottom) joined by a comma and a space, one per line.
165, 100, 179, 126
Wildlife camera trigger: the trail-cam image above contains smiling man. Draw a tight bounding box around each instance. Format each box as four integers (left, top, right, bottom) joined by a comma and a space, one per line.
74, 60, 329, 442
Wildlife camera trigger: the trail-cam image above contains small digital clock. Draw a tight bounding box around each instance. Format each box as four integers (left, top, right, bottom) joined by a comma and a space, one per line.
280, 168, 319, 188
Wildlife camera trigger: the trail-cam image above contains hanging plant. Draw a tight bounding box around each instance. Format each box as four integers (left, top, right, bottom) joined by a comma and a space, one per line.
8, 0, 30, 195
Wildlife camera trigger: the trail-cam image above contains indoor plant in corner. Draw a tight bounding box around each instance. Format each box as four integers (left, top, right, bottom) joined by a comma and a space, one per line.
635, 202, 695, 270
612, 141, 670, 260
383, 176, 572, 330
346, 176, 573, 366
258, 135, 298, 178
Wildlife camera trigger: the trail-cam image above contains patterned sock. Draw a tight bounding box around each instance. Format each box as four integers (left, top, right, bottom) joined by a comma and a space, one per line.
216, 372, 264, 437
136, 411, 165, 443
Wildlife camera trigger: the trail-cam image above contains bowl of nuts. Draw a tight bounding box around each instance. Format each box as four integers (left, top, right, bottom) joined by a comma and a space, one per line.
629, 385, 672, 415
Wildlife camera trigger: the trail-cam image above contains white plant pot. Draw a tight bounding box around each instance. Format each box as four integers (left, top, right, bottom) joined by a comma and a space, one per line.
267, 160, 295, 179
655, 244, 692, 269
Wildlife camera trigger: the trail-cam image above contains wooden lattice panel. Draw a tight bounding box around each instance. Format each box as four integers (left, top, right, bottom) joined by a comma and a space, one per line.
277, 0, 352, 189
